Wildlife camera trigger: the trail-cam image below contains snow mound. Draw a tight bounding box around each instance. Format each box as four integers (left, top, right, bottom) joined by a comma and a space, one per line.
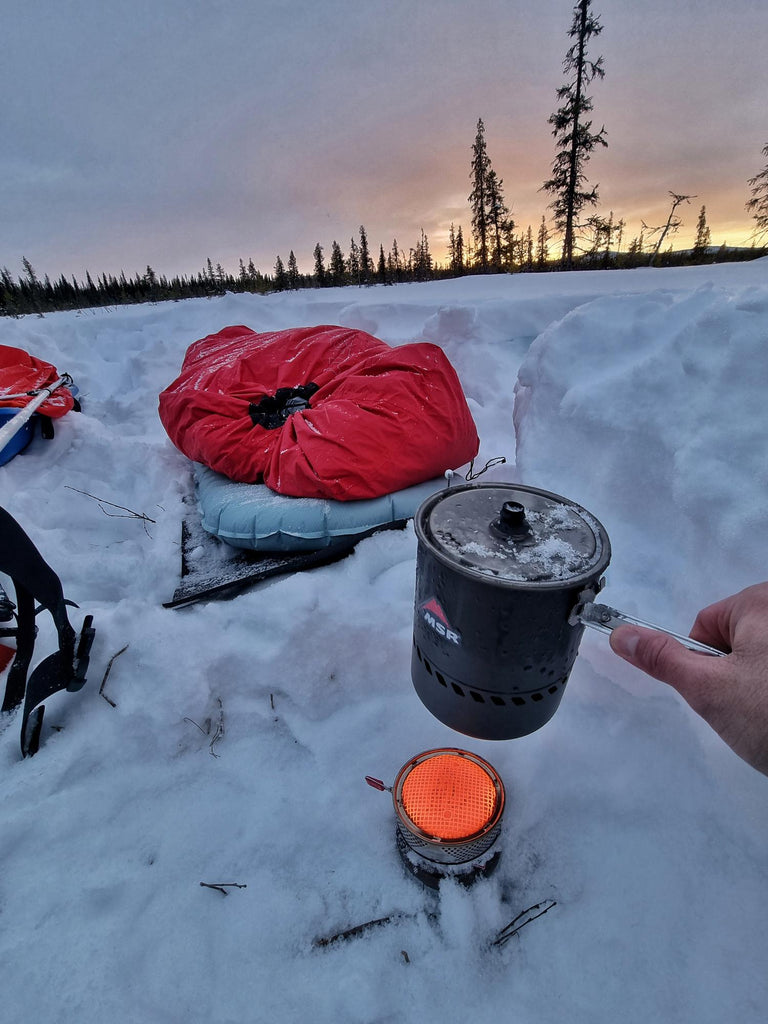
514, 282, 768, 621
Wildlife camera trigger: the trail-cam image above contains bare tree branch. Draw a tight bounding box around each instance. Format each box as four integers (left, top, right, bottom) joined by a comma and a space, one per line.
65, 486, 156, 535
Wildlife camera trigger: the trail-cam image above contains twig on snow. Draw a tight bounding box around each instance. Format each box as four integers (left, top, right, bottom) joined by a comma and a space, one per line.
200, 882, 247, 896
65, 486, 156, 536
183, 697, 223, 756
184, 716, 211, 735
99, 643, 129, 707
313, 912, 415, 948
492, 898, 558, 947
208, 697, 224, 757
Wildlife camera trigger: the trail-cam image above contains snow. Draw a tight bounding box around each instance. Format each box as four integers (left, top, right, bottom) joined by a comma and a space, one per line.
1, 259, 767, 1023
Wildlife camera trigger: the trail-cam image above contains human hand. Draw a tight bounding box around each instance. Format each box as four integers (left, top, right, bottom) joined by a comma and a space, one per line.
609, 582, 768, 776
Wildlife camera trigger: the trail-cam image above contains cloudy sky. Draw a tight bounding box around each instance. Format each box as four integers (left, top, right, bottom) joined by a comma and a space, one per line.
3, 0, 767, 282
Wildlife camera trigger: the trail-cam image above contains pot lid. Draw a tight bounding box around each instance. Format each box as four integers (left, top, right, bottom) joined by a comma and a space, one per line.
418, 483, 610, 585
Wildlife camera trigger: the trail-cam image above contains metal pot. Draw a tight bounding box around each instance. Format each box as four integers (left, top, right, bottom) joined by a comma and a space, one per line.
411, 482, 611, 740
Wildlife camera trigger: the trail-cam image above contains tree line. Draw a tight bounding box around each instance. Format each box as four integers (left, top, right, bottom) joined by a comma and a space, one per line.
2, 0, 766, 318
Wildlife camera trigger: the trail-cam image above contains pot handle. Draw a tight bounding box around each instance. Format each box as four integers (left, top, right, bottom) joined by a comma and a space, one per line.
573, 601, 727, 658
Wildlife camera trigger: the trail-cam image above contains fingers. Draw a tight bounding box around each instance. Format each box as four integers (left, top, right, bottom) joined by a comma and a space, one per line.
690, 582, 768, 651
690, 600, 734, 651
609, 624, 717, 692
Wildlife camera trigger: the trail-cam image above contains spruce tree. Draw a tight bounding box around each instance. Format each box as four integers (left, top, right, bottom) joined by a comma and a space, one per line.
536, 216, 550, 269
287, 251, 299, 289
543, 0, 608, 268
469, 118, 492, 270
692, 205, 711, 262
21, 257, 39, 288
329, 241, 346, 286
377, 244, 387, 284
412, 229, 432, 281
746, 143, 768, 241
501, 222, 517, 270
348, 238, 361, 284
455, 226, 465, 273
486, 169, 511, 270
389, 239, 403, 282
448, 223, 466, 276
358, 225, 372, 284
313, 243, 326, 287
273, 255, 287, 290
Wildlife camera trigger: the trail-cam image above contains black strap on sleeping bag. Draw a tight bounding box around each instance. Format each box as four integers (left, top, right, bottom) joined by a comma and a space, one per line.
0, 506, 95, 756
248, 382, 319, 430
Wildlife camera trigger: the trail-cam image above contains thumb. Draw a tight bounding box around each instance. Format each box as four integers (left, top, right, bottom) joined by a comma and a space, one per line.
609, 625, 707, 692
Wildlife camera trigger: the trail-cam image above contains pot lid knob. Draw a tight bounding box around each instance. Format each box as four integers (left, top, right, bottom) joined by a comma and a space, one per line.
490, 500, 532, 540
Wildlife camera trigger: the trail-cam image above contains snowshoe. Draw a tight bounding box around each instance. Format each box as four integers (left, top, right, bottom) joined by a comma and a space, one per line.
0, 506, 96, 756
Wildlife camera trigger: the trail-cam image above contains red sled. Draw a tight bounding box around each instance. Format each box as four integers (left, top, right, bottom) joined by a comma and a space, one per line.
0, 345, 77, 465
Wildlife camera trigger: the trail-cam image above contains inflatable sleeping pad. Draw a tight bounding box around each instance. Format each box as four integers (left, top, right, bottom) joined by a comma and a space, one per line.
193, 462, 446, 551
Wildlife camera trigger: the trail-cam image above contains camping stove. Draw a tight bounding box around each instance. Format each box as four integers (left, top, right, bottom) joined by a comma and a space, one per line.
369, 748, 505, 889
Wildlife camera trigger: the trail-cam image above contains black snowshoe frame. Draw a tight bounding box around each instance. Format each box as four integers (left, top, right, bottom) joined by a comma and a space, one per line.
0, 506, 95, 756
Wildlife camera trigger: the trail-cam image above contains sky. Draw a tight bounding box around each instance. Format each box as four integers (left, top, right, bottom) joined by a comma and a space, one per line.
2, 0, 767, 283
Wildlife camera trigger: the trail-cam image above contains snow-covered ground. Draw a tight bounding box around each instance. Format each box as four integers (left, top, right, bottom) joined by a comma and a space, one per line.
1, 260, 767, 1023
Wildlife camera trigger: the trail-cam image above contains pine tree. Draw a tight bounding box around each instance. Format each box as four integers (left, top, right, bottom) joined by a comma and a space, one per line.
287, 251, 299, 289
313, 243, 326, 287
536, 216, 550, 269
501, 221, 517, 270
469, 119, 492, 270
389, 238, 403, 282
273, 255, 287, 290
448, 223, 466, 275
412, 229, 433, 281
746, 143, 768, 241
626, 231, 642, 265
542, 0, 608, 268
692, 205, 711, 262
329, 241, 346, 286
486, 168, 511, 270
377, 244, 387, 284
358, 225, 372, 284
348, 238, 361, 284
455, 225, 465, 274
21, 257, 39, 288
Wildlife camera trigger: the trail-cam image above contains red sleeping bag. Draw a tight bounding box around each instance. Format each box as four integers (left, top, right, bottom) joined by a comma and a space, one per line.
0, 346, 75, 417
159, 325, 479, 501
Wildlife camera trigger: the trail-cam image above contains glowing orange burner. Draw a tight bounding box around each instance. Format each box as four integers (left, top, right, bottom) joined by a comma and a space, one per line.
394, 748, 505, 847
